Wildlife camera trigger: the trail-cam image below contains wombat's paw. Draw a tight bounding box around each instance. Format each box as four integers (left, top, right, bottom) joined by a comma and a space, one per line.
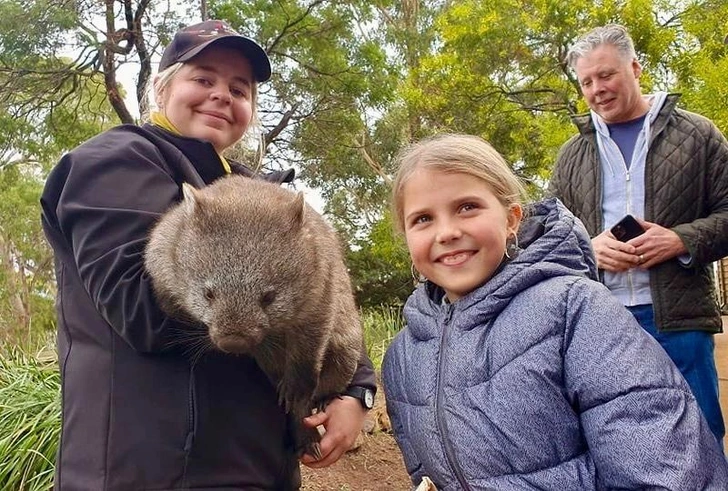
295, 423, 323, 460
314, 396, 334, 413
277, 379, 313, 417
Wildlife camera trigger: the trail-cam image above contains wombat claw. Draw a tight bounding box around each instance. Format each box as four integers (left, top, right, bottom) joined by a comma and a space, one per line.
277, 380, 312, 418
307, 441, 323, 461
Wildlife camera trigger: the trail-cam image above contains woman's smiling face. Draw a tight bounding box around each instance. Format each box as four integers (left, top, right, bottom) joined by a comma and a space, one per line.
157, 45, 255, 152
402, 168, 521, 302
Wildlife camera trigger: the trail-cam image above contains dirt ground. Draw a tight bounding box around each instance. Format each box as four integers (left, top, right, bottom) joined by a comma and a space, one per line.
300, 430, 410, 490
300, 388, 411, 491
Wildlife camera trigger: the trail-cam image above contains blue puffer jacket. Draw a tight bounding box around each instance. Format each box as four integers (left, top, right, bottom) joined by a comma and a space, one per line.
383, 198, 727, 490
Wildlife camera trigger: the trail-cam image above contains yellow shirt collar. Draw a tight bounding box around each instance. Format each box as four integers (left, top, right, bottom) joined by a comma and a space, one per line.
150, 111, 231, 174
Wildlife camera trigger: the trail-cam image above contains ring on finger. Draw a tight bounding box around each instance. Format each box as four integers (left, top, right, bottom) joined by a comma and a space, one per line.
639, 254, 644, 263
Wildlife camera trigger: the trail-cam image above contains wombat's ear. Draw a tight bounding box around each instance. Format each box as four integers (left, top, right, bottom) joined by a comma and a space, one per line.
181, 183, 202, 215
291, 191, 305, 227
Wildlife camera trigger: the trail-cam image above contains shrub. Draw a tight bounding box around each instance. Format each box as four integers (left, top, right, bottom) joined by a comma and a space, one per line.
0, 346, 59, 491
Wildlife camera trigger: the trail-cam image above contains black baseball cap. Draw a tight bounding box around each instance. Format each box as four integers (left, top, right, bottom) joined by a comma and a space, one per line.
159, 20, 271, 82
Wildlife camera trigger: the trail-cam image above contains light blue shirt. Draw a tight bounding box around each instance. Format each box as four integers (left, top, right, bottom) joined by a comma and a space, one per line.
593, 92, 668, 307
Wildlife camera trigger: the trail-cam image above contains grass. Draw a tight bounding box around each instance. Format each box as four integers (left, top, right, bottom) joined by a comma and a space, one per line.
0, 345, 60, 491
361, 305, 404, 371
0, 305, 403, 489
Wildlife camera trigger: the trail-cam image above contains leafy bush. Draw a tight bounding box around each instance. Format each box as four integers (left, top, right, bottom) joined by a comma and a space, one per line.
0, 346, 59, 491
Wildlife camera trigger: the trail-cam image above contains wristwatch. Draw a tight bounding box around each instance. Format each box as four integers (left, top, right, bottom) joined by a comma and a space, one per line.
342, 386, 375, 410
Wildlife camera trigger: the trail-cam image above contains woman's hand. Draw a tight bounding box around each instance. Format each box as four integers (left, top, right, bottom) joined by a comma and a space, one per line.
299, 395, 367, 468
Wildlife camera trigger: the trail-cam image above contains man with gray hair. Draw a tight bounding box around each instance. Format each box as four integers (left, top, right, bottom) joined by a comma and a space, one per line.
550, 23, 728, 444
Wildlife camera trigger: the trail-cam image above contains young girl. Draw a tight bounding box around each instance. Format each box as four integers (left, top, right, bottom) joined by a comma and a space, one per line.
41, 20, 374, 490
383, 134, 727, 490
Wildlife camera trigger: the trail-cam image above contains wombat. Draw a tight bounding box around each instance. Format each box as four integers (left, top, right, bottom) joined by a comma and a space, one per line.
144, 174, 364, 459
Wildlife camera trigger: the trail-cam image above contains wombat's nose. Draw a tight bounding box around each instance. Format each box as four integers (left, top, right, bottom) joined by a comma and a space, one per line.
209, 324, 264, 355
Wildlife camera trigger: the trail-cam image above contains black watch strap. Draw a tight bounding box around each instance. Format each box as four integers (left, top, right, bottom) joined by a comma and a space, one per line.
343, 386, 375, 410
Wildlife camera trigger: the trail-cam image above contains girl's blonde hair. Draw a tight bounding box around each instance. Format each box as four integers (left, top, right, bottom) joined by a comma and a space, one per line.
391, 134, 527, 233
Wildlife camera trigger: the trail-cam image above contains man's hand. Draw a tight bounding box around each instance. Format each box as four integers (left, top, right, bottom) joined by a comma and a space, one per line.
592, 229, 641, 271
299, 395, 366, 468
629, 218, 687, 269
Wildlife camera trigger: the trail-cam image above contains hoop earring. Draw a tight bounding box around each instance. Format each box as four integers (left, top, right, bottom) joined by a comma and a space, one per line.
411, 263, 426, 284
504, 234, 519, 260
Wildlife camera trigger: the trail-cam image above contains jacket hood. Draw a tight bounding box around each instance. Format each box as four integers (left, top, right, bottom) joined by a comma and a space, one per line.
407, 198, 597, 336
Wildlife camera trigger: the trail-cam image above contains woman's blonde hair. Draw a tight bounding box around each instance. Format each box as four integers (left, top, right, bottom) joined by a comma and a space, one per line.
391, 134, 527, 233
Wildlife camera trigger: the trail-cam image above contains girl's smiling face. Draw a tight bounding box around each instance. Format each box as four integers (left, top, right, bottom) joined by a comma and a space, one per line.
157, 46, 255, 152
403, 168, 522, 302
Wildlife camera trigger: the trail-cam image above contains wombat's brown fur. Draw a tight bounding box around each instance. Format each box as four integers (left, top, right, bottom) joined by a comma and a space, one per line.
144, 174, 364, 458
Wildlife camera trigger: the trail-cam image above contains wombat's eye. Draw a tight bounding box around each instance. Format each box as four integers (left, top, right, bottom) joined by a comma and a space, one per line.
260, 290, 276, 307
204, 288, 215, 303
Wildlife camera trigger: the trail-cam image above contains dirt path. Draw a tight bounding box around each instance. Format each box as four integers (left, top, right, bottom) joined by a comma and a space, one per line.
300, 430, 410, 490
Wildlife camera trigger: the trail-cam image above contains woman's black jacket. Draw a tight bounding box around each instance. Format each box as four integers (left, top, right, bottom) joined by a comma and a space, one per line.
40, 124, 376, 490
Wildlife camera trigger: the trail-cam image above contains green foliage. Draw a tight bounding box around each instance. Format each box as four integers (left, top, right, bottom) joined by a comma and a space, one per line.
0, 346, 59, 491
668, 1, 728, 134
0, 69, 116, 346
0, 164, 56, 345
347, 211, 412, 308
0, 0, 78, 58
362, 306, 405, 371
404, 0, 581, 184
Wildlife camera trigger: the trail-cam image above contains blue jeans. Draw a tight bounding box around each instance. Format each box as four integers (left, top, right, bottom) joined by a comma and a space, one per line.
628, 304, 725, 443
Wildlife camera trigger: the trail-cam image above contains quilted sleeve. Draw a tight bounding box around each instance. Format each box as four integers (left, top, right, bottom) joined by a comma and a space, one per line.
548, 138, 574, 202
561, 279, 728, 489
670, 116, 728, 263
41, 129, 183, 353
549, 136, 602, 237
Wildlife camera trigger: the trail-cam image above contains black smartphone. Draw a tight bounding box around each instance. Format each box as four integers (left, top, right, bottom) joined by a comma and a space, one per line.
610, 214, 645, 242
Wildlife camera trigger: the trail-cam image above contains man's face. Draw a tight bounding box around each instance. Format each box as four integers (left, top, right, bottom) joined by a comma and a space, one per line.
574, 44, 648, 123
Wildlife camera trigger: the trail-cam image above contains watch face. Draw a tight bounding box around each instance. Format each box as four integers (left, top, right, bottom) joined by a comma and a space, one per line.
363, 389, 374, 409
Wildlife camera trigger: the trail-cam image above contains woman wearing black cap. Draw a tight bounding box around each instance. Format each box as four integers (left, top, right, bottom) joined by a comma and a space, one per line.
41, 20, 376, 490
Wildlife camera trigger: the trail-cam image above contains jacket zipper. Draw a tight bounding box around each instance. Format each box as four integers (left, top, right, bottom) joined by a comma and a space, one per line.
435, 304, 472, 491
181, 365, 197, 484
624, 166, 635, 303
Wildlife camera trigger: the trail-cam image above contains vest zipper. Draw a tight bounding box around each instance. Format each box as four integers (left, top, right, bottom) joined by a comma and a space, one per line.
435, 304, 472, 491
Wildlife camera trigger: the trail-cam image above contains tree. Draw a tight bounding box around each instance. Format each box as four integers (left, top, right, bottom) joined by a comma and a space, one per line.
665, 0, 728, 133
0, 0, 119, 344
403, 0, 728, 188
0, 69, 117, 346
